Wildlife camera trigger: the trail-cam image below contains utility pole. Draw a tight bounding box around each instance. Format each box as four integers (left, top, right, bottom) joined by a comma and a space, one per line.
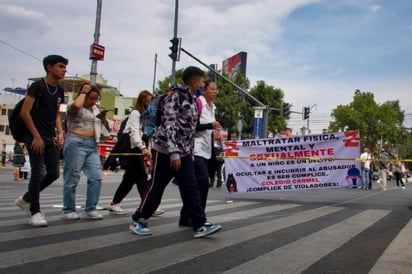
152, 53, 157, 94
90, 0, 103, 85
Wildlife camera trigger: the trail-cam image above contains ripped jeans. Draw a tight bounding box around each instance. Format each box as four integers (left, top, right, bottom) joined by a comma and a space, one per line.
63, 133, 102, 213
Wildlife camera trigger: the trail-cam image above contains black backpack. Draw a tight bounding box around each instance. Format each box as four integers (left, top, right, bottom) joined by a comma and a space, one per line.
116, 116, 131, 153
8, 93, 42, 143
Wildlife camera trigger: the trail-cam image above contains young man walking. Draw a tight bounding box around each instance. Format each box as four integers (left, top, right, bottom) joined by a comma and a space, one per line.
15, 54, 68, 227
129, 66, 221, 238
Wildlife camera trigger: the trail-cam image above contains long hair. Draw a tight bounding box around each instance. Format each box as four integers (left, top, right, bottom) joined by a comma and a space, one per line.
135, 90, 152, 113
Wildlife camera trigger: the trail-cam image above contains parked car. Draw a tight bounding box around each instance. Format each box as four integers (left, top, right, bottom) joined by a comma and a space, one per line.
372, 172, 380, 182
371, 171, 392, 182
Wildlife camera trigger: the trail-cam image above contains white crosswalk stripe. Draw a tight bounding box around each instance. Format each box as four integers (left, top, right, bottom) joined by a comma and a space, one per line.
0, 194, 411, 273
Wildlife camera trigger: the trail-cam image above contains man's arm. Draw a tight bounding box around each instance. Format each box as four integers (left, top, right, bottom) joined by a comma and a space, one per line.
20, 95, 43, 154
55, 108, 64, 145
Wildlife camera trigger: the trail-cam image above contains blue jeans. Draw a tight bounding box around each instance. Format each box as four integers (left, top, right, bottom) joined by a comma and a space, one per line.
361, 168, 370, 189
63, 134, 102, 213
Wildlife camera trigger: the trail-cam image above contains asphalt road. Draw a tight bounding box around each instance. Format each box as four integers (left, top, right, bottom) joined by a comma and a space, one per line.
0, 166, 411, 274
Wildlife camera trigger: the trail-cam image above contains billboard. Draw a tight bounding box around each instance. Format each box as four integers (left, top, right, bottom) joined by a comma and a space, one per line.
222, 52, 247, 79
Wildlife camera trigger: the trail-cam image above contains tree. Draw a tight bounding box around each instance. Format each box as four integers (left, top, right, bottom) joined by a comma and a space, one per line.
248, 80, 287, 135
155, 69, 184, 94
156, 70, 288, 139
329, 89, 405, 152
214, 73, 250, 139
397, 130, 412, 170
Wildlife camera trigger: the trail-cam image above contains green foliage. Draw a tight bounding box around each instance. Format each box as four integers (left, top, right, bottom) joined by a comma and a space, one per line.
249, 80, 286, 134
155, 69, 288, 138
329, 89, 405, 152
214, 73, 250, 138
398, 131, 412, 170
155, 69, 184, 94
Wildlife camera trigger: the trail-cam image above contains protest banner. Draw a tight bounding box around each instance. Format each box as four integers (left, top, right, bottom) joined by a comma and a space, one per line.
223, 130, 361, 193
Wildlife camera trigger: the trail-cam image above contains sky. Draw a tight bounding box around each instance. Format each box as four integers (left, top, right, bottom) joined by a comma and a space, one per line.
1, 0, 411, 134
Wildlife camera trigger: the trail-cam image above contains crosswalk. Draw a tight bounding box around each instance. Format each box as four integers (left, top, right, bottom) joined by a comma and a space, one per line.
0, 193, 411, 273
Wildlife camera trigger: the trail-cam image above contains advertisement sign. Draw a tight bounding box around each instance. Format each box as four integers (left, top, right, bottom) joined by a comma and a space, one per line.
223, 130, 361, 193
222, 52, 247, 79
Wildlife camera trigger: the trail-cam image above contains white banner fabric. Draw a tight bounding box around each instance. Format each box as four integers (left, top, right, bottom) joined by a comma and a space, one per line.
222, 130, 361, 193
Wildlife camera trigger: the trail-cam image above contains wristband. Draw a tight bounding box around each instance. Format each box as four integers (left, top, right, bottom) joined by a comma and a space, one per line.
80, 91, 88, 95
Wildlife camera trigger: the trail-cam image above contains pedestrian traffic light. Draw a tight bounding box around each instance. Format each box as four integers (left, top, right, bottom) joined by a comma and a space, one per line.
168, 37, 181, 61
303, 106, 310, 120
282, 102, 291, 117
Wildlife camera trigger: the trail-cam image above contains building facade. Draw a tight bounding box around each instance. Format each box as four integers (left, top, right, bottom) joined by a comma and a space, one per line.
0, 76, 136, 159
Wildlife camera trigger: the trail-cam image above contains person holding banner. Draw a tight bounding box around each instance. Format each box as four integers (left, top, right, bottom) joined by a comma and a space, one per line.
179, 79, 222, 227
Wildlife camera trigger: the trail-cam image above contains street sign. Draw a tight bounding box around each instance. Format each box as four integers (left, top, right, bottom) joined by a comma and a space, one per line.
90, 43, 105, 60
253, 107, 265, 139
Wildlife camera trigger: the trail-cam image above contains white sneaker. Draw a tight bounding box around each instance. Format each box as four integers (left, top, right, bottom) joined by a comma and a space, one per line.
28, 212, 48, 227
63, 212, 80, 220
109, 203, 126, 215
15, 196, 31, 217
152, 208, 165, 217
401, 186, 406, 190
85, 210, 103, 220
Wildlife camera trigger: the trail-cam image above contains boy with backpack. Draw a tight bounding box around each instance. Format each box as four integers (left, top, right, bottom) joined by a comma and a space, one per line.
129, 66, 221, 238
15, 54, 67, 227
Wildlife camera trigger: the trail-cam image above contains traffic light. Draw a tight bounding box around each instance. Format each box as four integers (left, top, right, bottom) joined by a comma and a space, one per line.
168, 37, 181, 61
303, 106, 310, 120
282, 102, 291, 117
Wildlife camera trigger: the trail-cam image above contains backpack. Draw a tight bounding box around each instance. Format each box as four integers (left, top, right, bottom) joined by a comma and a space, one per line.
8, 92, 42, 143
143, 94, 165, 138
116, 116, 131, 154
144, 87, 202, 138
